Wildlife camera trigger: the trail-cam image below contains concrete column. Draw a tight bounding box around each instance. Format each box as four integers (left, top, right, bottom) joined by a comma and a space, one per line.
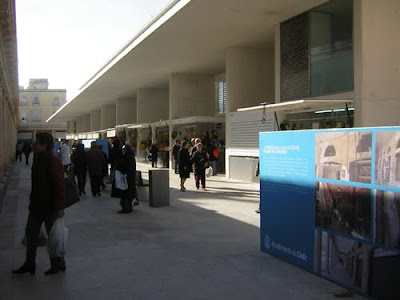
101, 104, 116, 130
76, 117, 83, 133
226, 47, 275, 113
225, 48, 275, 178
90, 110, 101, 131
116, 97, 137, 125
82, 114, 91, 132
137, 89, 169, 124
354, 0, 400, 126
67, 121, 75, 134
169, 74, 214, 119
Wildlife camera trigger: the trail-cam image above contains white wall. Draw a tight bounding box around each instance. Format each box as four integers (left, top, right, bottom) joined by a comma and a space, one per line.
169, 73, 215, 119
116, 97, 137, 125
137, 88, 169, 124
354, 0, 400, 127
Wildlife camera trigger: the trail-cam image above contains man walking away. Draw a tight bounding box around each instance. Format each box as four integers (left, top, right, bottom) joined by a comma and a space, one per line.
60, 140, 71, 171
86, 141, 105, 197
23, 141, 32, 165
16, 142, 23, 162
172, 140, 181, 174
12, 132, 66, 275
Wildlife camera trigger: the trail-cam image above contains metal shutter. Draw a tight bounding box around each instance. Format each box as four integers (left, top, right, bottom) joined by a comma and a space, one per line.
280, 13, 310, 102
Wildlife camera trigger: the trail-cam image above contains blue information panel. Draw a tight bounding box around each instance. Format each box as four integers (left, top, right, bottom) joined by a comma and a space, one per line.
260, 127, 400, 299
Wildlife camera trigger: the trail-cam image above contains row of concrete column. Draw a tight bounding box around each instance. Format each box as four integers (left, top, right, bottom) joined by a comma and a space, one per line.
68, 48, 275, 134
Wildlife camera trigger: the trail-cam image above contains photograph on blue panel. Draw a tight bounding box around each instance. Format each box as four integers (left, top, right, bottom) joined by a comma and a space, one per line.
315, 132, 372, 183
375, 131, 400, 187
375, 190, 400, 250
315, 182, 371, 240
314, 229, 400, 300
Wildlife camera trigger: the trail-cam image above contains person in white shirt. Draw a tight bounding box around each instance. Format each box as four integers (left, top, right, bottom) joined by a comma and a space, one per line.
60, 140, 71, 171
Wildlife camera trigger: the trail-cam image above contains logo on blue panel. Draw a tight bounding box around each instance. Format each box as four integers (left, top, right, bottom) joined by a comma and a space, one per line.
264, 235, 271, 250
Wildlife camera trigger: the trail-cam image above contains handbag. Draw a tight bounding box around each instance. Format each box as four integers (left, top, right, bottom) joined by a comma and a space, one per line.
115, 170, 128, 190
64, 171, 80, 208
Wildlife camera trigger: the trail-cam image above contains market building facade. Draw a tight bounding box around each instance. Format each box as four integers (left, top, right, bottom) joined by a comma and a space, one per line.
48, 0, 400, 182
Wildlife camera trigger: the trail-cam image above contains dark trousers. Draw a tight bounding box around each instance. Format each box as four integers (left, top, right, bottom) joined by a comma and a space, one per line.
120, 198, 133, 212
24, 152, 30, 165
90, 175, 102, 195
174, 158, 179, 173
16, 151, 22, 161
24, 212, 65, 268
76, 171, 87, 194
195, 169, 206, 189
151, 158, 157, 168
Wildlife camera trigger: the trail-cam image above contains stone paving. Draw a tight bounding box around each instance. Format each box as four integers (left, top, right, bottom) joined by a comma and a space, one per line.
0, 161, 365, 299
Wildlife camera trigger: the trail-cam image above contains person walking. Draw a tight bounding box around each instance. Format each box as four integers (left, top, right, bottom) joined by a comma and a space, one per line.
12, 132, 66, 275
16, 142, 23, 162
109, 137, 123, 183
98, 144, 108, 190
190, 138, 200, 157
178, 141, 191, 192
60, 140, 71, 171
86, 141, 105, 197
172, 140, 181, 174
207, 141, 218, 176
70, 143, 87, 196
149, 143, 159, 168
23, 141, 32, 165
192, 143, 209, 191
111, 142, 137, 213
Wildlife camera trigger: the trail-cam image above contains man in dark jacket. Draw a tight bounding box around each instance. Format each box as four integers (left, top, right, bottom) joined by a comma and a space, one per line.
86, 141, 105, 197
172, 140, 181, 174
12, 132, 66, 275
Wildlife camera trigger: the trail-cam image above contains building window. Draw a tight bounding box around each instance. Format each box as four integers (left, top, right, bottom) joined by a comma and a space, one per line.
217, 81, 226, 114
53, 97, 60, 106
31, 110, 41, 123
32, 95, 40, 105
280, 0, 353, 101
20, 97, 28, 106
310, 0, 353, 96
20, 111, 28, 123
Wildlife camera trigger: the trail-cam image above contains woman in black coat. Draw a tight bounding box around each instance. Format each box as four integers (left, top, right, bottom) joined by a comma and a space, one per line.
178, 141, 191, 192
71, 144, 87, 196
111, 142, 137, 213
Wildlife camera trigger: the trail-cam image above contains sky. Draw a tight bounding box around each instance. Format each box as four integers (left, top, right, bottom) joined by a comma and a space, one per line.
16, 0, 172, 100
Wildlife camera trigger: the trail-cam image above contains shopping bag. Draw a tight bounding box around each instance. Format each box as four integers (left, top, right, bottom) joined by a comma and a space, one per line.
47, 217, 68, 257
21, 223, 48, 247
64, 171, 80, 208
206, 166, 213, 177
115, 170, 128, 190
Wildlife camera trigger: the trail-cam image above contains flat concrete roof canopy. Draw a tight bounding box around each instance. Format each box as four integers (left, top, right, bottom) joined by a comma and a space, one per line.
47, 0, 329, 123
